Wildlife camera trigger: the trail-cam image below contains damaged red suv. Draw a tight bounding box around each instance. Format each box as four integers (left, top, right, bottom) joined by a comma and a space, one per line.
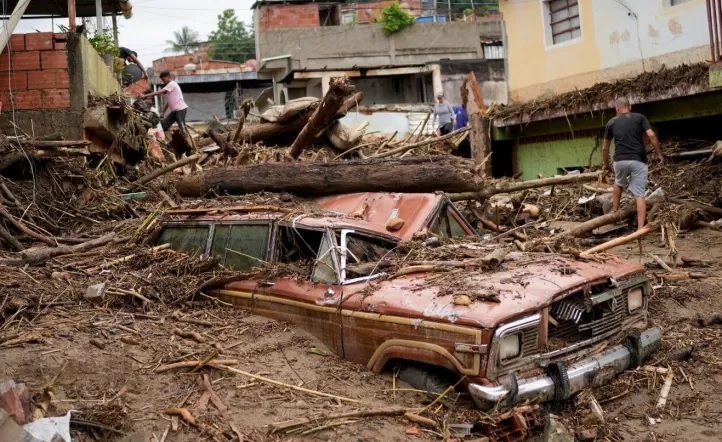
156, 192, 661, 410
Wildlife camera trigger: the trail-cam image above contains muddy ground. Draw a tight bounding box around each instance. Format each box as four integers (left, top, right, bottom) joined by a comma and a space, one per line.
1, 228, 721, 442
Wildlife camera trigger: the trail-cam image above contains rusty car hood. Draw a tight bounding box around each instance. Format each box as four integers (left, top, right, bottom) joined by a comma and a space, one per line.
342, 252, 645, 329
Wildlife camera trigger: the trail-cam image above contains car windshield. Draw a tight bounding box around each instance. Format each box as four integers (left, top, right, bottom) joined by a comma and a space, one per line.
341, 231, 394, 279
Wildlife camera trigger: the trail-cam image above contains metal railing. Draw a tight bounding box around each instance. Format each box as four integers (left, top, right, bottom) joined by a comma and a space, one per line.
707, 0, 722, 62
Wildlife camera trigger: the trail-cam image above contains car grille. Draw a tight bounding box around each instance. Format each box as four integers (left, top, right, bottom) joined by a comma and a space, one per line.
521, 328, 538, 357
547, 289, 628, 352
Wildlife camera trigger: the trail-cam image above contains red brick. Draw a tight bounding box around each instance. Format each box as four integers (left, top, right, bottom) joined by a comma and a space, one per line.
42, 89, 70, 109
14, 90, 42, 109
27, 70, 57, 89
0, 72, 27, 92
0, 380, 31, 425
0, 51, 40, 71
8, 34, 25, 51
56, 69, 69, 89
25, 32, 54, 51
41, 50, 67, 69
53, 33, 67, 50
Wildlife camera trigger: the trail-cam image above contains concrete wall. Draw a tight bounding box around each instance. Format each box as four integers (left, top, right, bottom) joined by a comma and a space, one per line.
258, 21, 501, 72
438, 59, 507, 106
69, 34, 122, 110
500, 0, 708, 102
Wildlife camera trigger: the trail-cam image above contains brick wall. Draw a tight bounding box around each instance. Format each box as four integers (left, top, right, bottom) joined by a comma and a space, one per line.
258, 4, 321, 30
0, 32, 70, 111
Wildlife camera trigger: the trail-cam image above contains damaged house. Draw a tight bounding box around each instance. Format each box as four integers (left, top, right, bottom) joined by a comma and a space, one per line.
254, 0, 508, 135
0, 1, 151, 169
489, 0, 721, 179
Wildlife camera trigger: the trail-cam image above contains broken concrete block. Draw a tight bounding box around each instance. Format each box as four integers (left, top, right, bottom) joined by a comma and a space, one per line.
85, 283, 107, 303
542, 414, 574, 442
0, 381, 32, 425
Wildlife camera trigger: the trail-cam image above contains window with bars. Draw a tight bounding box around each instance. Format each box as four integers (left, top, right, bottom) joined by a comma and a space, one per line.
548, 0, 581, 45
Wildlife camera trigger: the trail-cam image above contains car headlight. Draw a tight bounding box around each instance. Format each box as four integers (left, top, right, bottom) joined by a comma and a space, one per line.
499, 333, 521, 361
628, 288, 644, 312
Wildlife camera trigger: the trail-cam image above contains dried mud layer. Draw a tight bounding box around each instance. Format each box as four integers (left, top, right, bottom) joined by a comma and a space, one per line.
0, 230, 721, 441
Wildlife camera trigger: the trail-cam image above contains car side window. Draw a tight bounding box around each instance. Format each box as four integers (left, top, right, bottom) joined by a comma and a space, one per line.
157, 225, 210, 255
343, 233, 393, 279
312, 234, 338, 284
430, 205, 471, 238
211, 224, 270, 271
277, 226, 338, 284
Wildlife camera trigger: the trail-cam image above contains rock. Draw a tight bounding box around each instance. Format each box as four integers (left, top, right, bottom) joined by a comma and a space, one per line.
0, 381, 31, 425
542, 415, 574, 442
84, 283, 107, 304
386, 217, 405, 232
575, 428, 598, 441
405, 426, 420, 435
453, 294, 472, 306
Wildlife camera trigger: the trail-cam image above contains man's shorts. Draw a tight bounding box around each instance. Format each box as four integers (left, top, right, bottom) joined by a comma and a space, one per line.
613, 160, 647, 197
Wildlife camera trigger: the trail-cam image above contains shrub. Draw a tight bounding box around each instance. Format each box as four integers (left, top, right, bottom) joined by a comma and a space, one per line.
379, 3, 415, 35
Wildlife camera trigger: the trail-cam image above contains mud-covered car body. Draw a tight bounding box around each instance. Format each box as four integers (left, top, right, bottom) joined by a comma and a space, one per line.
156, 192, 660, 409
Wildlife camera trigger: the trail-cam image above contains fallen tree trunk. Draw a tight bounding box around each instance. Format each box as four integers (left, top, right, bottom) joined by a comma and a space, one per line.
448, 171, 602, 202
175, 157, 484, 197
289, 77, 355, 159
126, 153, 201, 191
552, 206, 637, 241
237, 117, 308, 144
19, 232, 116, 265
336, 91, 364, 117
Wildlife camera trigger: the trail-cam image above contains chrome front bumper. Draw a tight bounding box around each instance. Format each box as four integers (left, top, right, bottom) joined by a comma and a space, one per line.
468, 327, 662, 410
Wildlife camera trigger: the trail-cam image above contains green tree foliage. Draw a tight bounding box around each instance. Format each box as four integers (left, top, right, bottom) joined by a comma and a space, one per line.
208, 9, 256, 62
165, 26, 201, 54
379, 3, 415, 35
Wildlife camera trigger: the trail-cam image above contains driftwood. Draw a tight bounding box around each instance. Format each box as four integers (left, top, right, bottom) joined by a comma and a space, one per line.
481, 248, 508, 268
336, 91, 364, 117
126, 153, 201, 191
174, 157, 484, 197
17, 139, 91, 148
153, 359, 239, 373
552, 205, 637, 241
0, 204, 55, 246
580, 224, 659, 257
668, 197, 722, 217
448, 171, 602, 202
270, 407, 410, 433
289, 77, 355, 158
18, 232, 116, 265
371, 127, 470, 159
0, 223, 22, 251
462, 71, 490, 173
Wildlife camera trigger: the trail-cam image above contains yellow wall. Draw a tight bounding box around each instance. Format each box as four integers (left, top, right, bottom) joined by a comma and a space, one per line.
501, 0, 708, 102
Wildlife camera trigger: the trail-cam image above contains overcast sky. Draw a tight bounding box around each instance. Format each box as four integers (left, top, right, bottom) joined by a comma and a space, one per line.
15, 0, 256, 65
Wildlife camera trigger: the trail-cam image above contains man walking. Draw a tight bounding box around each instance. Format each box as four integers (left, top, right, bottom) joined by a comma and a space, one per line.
141, 71, 189, 135
432, 92, 456, 135
602, 97, 664, 231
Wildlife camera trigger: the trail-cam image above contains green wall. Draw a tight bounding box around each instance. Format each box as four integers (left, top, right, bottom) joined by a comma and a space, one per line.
514, 136, 606, 180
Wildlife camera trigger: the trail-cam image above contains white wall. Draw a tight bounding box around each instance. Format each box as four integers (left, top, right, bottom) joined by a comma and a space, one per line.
591, 0, 707, 70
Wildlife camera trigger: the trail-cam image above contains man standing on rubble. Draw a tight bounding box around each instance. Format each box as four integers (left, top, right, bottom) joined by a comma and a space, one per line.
141, 71, 189, 136
432, 92, 456, 135
602, 97, 664, 231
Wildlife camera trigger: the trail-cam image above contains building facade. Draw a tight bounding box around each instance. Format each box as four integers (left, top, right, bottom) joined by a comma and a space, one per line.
501, 0, 708, 102
491, 0, 721, 180
254, 0, 506, 135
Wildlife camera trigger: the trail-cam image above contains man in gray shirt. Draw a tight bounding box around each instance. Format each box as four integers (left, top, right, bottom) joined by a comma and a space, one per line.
432, 92, 455, 135
602, 97, 664, 231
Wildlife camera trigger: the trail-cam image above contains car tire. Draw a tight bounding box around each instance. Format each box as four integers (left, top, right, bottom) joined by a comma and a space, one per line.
395, 363, 457, 398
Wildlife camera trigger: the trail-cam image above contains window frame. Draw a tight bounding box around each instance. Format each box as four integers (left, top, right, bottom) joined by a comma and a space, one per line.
543, 0, 582, 47
210, 221, 274, 271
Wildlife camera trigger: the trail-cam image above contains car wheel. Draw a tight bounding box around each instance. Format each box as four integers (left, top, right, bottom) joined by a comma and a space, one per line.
395, 363, 458, 399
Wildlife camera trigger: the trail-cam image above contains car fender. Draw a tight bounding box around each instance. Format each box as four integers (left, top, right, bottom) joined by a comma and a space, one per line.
367, 339, 479, 376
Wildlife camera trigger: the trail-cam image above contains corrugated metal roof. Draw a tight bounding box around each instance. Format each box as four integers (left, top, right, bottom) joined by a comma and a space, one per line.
4, 1, 129, 17
151, 71, 259, 86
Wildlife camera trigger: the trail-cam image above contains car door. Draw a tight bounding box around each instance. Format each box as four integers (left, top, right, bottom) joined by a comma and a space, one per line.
254, 226, 345, 356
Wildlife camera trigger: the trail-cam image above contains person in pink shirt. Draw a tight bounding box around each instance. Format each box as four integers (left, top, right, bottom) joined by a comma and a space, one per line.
141, 71, 189, 135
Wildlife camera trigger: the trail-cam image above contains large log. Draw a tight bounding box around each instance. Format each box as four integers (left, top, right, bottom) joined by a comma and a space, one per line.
175, 157, 484, 197
289, 77, 355, 159
448, 171, 602, 202
238, 118, 307, 144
